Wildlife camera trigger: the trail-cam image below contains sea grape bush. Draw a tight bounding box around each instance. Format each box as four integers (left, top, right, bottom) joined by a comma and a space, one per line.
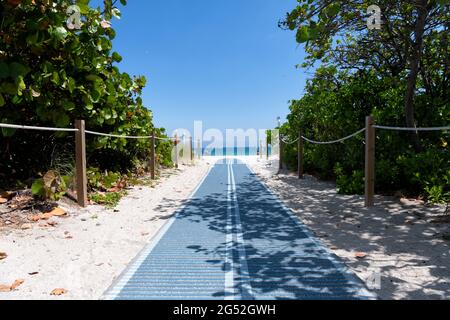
0, 0, 172, 188
279, 1, 449, 207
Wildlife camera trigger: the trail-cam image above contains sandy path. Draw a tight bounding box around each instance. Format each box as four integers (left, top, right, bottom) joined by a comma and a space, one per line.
0, 161, 211, 300
241, 156, 450, 300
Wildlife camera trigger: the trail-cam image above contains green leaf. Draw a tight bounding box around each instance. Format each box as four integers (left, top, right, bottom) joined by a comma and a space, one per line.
325, 3, 340, 17
15, 76, 26, 96
52, 26, 68, 41
112, 8, 121, 19
67, 77, 76, 93
296, 26, 310, 43
63, 101, 76, 111
90, 88, 102, 103
0, 94, 5, 107
32, 179, 45, 196
112, 52, 122, 62
52, 71, 60, 85
76, 0, 90, 14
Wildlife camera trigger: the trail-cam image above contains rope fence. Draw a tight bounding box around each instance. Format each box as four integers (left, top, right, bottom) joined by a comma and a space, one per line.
301, 128, 366, 145
0, 120, 192, 208
0, 123, 179, 141
374, 125, 450, 132
277, 118, 450, 208
0, 123, 79, 132
280, 137, 300, 145
2, 119, 449, 209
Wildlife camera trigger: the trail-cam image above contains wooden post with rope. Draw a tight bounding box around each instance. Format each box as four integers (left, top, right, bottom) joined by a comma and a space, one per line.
279, 134, 283, 172
298, 130, 304, 179
150, 129, 156, 180
174, 134, 179, 168
365, 116, 375, 207
75, 120, 88, 208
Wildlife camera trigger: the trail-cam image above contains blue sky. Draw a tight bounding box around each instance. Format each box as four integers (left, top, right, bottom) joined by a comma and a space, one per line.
102, 0, 307, 135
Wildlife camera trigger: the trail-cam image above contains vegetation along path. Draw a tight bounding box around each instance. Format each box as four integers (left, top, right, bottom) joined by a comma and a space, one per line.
104, 159, 376, 300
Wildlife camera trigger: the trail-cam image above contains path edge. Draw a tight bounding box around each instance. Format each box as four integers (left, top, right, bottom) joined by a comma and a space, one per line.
101, 164, 214, 300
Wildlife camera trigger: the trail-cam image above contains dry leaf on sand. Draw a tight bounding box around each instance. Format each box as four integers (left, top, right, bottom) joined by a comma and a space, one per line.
0, 279, 24, 292
0, 252, 7, 260
0, 285, 11, 292
47, 207, 66, 217
50, 288, 68, 296
28, 215, 41, 222
10, 279, 24, 290
28, 208, 67, 223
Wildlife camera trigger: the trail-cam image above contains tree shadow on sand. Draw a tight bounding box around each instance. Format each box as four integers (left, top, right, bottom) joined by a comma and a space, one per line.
258, 170, 450, 300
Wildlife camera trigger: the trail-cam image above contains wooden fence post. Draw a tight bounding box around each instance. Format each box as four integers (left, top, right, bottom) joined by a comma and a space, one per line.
279, 135, 283, 171
150, 129, 156, 180
75, 120, 88, 208
197, 139, 201, 160
365, 116, 375, 207
298, 130, 304, 179
174, 134, 179, 168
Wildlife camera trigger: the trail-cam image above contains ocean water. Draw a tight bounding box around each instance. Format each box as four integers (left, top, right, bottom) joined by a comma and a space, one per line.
201, 147, 272, 156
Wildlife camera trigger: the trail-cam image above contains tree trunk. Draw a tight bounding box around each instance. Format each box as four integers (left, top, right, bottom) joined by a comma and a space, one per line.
404, 0, 429, 151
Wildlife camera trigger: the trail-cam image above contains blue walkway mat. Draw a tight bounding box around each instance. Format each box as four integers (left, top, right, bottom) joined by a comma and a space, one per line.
104, 159, 376, 300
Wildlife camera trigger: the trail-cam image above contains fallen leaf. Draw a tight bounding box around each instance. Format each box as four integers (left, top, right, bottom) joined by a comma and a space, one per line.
50, 288, 67, 296
355, 252, 367, 259
21, 224, 33, 230
0, 285, 11, 292
47, 207, 66, 217
0, 192, 14, 204
29, 215, 41, 222
10, 279, 24, 290
0, 252, 7, 260
0, 191, 12, 199
0, 279, 24, 292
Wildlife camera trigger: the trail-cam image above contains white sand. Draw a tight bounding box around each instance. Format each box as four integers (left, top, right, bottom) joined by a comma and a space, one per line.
0, 160, 211, 300
2, 155, 449, 300
243, 156, 450, 300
